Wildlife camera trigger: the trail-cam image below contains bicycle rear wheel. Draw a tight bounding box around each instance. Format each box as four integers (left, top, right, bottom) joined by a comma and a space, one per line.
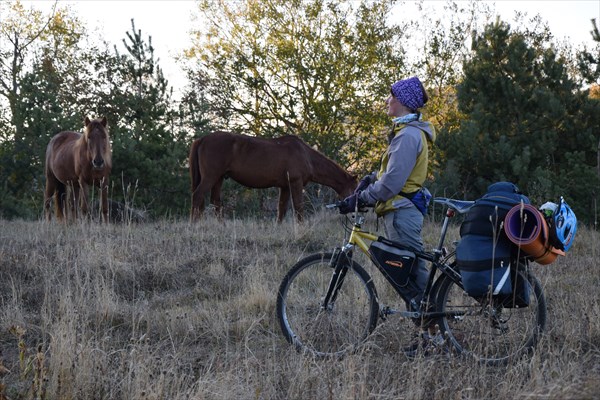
276, 252, 379, 357
435, 267, 546, 365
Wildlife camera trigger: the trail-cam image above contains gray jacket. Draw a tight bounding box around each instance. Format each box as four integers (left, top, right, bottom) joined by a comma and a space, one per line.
359, 121, 435, 208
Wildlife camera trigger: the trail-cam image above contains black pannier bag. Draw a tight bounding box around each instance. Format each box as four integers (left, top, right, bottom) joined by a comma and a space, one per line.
456, 182, 531, 306
369, 240, 417, 291
496, 267, 531, 308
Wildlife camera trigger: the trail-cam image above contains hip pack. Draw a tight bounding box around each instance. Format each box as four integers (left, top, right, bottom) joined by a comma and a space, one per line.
400, 187, 432, 215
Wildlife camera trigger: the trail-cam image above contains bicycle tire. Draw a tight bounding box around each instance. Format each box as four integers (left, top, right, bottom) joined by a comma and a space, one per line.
434, 266, 547, 365
276, 252, 379, 357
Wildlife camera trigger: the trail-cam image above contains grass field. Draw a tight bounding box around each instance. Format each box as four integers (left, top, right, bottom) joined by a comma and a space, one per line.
0, 210, 599, 399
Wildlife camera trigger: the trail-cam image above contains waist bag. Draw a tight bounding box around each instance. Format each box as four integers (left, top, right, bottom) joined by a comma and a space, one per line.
456, 182, 531, 305
400, 187, 432, 215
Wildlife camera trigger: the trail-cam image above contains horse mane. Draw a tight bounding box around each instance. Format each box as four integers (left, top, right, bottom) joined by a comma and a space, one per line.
83, 117, 112, 166
189, 131, 356, 221
45, 116, 112, 223
293, 136, 349, 177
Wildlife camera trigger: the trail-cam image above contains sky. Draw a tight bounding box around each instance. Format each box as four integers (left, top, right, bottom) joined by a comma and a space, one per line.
15, 0, 600, 99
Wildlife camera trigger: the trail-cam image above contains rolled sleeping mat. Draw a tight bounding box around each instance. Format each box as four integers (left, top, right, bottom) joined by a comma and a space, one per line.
504, 203, 565, 265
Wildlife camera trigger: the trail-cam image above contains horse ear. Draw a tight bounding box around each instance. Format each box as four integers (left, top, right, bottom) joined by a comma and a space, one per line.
84, 116, 91, 127
101, 116, 107, 127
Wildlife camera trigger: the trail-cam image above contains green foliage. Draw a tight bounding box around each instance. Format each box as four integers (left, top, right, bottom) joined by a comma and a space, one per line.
435, 18, 600, 224
188, 0, 405, 172
577, 19, 600, 84
96, 20, 192, 218
0, 6, 210, 220
410, 1, 486, 184
0, 1, 87, 219
0, 59, 85, 219
1, 1, 600, 223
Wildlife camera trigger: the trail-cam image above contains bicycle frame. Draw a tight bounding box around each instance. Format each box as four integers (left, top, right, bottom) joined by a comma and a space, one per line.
278, 197, 546, 363
344, 208, 453, 260
323, 201, 470, 319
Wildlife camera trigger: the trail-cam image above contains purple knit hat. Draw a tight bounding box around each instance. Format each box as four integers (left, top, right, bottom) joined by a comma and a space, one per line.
391, 76, 425, 110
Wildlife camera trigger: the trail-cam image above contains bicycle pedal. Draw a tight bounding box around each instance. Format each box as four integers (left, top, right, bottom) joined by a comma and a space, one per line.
380, 306, 391, 320
405, 311, 420, 319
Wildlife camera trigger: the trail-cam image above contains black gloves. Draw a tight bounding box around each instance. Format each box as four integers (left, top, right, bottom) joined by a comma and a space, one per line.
340, 174, 373, 214
339, 193, 361, 214
355, 175, 372, 193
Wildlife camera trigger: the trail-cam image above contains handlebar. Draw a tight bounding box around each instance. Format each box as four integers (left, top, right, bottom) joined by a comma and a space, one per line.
327, 197, 475, 214
326, 201, 371, 212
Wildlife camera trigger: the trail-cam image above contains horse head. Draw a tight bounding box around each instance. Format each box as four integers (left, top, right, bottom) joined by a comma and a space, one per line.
84, 116, 111, 170
339, 172, 358, 198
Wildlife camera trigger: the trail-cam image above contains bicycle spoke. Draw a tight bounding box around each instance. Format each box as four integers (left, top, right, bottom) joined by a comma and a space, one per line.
437, 269, 546, 365
277, 253, 378, 357
277, 201, 548, 363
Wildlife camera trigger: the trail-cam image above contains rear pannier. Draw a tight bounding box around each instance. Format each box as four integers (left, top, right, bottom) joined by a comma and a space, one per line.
456, 182, 531, 303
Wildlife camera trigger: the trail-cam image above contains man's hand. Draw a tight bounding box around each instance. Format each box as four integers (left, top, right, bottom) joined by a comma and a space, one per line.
339, 193, 359, 214
355, 175, 372, 193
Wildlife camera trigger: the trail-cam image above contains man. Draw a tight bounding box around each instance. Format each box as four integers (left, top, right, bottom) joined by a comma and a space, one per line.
340, 76, 436, 355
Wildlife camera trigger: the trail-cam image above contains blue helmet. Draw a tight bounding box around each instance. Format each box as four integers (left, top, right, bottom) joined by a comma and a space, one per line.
554, 197, 577, 252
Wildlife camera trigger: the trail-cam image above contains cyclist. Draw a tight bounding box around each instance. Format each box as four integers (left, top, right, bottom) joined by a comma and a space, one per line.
339, 76, 436, 354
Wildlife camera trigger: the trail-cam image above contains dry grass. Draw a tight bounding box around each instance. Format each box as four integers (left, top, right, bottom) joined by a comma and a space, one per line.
0, 211, 599, 400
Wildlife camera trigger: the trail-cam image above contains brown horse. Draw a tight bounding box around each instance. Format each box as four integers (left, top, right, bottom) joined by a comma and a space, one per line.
189, 131, 356, 222
44, 117, 112, 222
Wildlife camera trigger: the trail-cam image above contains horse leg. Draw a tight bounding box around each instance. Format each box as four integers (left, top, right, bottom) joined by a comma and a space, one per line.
71, 184, 81, 221
78, 181, 89, 219
210, 178, 224, 218
56, 183, 73, 222
100, 178, 109, 223
191, 184, 206, 222
290, 181, 304, 222
191, 174, 223, 221
55, 182, 67, 221
44, 175, 58, 221
191, 182, 210, 221
277, 187, 291, 223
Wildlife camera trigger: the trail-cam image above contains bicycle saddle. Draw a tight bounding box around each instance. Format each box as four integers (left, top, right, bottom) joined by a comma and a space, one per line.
433, 197, 475, 214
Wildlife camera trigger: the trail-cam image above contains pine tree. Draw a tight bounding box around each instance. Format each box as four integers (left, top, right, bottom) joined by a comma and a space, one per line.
437, 18, 600, 223
96, 20, 190, 218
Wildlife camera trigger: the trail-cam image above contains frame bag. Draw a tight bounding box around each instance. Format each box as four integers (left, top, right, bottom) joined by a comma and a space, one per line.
369, 240, 417, 292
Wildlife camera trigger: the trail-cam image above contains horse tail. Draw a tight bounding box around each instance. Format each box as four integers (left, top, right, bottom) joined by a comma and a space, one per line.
189, 138, 202, 195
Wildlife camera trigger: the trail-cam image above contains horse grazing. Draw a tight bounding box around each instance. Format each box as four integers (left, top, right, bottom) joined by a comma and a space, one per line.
44, 116, 112, 222
189, 131, 356, 222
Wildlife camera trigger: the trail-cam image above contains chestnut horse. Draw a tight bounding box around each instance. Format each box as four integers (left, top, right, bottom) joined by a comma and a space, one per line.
189, 131, 356, 222
44, 117, 112, 222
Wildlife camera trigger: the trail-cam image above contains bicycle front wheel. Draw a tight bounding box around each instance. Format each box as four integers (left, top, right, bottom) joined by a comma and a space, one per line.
435, 268, 547, 365
276, 252, 379, 357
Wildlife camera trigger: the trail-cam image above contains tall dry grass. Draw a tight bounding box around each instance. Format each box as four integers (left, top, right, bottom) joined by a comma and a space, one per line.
0, 211, 598, 399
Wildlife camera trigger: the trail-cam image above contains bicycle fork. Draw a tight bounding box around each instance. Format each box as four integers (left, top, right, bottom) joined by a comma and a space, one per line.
320, 246, 353, 311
